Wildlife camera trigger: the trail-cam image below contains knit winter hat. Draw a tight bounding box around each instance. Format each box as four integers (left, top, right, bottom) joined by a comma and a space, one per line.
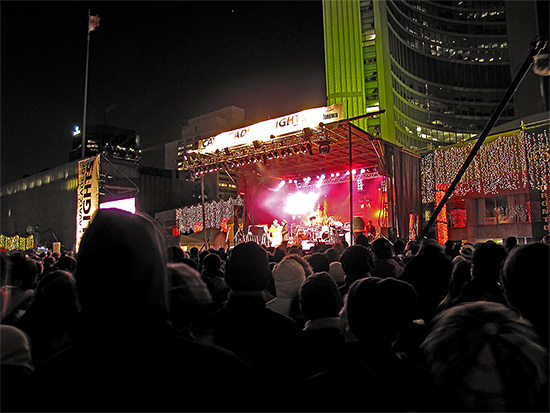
224, 242, 270, 291
459, 244, 474, 260
0, 325, 33, 372
421, 301, 548, 412
346, 276, 417, 343
272, 257, 306, 299
299, 271, 342, 319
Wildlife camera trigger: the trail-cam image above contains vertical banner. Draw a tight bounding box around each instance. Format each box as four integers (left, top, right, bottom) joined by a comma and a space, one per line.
76, 155, 100, 251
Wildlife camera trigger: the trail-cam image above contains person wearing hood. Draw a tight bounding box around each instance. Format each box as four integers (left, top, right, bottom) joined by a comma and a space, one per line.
30, 209, 259, 412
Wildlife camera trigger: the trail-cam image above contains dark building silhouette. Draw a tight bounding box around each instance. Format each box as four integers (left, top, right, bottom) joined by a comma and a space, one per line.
70, 125, 140, 162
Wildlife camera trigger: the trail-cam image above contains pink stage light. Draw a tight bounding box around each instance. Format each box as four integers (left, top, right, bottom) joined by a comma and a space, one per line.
316, 174, 326, 187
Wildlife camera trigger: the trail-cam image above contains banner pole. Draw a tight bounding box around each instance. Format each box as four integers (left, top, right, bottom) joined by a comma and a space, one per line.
82, 10, 91, 159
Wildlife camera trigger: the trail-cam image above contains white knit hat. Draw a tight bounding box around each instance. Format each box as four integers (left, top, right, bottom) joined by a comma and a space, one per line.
272, 258, 306, 298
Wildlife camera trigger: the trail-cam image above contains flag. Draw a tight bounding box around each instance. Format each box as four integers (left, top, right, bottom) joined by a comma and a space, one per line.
88, 15, 100, 32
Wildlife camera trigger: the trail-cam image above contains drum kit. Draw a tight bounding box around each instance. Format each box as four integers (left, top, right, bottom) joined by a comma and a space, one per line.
291, 219, 348, 244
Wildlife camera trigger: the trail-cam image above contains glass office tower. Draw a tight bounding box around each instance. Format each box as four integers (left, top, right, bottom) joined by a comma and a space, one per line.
323, 0, 546, 151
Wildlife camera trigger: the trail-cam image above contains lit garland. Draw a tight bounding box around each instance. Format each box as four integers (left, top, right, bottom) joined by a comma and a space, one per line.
435, 184, 449, 245
176, 195, 244, 233
525, 129, 550, 191
450, 208, 467, 228
422, 130, 549, 203
0, 234, 34, 251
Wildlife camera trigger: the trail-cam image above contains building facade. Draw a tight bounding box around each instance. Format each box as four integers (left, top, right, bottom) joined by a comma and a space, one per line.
322, 0, 547, 151
323, 0, 549, 243
70, 124, 140, 162
164, 106, 244, 202
0, 156, 194, 252
421, 115, 549, 244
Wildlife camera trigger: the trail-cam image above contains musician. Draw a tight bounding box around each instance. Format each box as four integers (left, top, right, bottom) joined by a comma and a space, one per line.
307, 216, 318, 241
365, 220, 376, 239
235, 224, 245, 242
267, 219, 283, 247
280, 219, 289, 249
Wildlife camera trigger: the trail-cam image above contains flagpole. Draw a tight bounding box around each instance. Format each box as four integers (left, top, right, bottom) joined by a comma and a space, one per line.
81, 10, 91, 159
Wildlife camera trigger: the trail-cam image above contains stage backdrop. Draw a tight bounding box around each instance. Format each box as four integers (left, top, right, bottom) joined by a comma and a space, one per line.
385, 145, 422, 241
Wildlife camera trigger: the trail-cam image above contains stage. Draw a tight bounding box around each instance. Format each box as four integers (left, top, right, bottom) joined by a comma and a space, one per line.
240, 168, 387, 249
182, 104, 422, 247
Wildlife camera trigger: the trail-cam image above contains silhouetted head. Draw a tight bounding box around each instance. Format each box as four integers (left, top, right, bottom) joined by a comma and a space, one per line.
501, 242, 549, 347
306, 252, 330, 273
299, 271, 341, 320
340, 245, 374, 284
421, 301, 548, 411
224, 242, 270, 292
346, 276, 417, 344
76, 209, 169, 331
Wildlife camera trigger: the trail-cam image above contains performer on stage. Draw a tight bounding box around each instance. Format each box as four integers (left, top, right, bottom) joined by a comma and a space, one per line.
267, 219, 283, 247
365, 220, 376, 240
280, 219, 289, 249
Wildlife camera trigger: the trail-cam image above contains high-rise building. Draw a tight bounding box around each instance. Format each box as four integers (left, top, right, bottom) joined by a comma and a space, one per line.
69, 125, 141, 162
323, 0, 547, 152
165, 106, 245, 201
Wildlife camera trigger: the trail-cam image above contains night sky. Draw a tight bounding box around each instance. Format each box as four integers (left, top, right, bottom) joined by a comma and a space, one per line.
1, 1, 326, 184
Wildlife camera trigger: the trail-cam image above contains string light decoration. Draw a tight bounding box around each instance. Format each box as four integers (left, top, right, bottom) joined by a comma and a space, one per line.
434, 184, 449, 245
176, 195, 244, 233
450, 208, 467, 228
525, 129, 550, 191
0, 234, 34, 251
422, 130, 549, 203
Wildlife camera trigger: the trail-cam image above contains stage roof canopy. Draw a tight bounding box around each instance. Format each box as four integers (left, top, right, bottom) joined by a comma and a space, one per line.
182, 104, 408, 181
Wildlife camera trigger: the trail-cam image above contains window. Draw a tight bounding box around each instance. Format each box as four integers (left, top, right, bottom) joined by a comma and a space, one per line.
449, 199, 466, 228
479, 194, 532, 225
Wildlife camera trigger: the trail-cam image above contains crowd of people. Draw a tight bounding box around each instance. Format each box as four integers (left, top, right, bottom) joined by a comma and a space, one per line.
1, 208, 549, 412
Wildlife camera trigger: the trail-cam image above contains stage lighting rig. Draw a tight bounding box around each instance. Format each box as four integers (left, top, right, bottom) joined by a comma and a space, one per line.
318, 141, 331, 154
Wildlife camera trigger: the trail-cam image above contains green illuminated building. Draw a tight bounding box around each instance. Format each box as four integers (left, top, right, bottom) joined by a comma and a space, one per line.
322, 0, 547, 151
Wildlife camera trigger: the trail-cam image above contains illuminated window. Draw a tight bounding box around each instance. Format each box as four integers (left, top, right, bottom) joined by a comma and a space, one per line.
480, 194, 531, 225
449, 199, 466, 228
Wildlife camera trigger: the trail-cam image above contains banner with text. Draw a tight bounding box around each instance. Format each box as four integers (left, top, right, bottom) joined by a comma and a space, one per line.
75, 155, 100, 251
195, 103, 345, 154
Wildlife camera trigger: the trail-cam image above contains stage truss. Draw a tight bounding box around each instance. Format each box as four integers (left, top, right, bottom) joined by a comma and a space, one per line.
181, 114, 388, 180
